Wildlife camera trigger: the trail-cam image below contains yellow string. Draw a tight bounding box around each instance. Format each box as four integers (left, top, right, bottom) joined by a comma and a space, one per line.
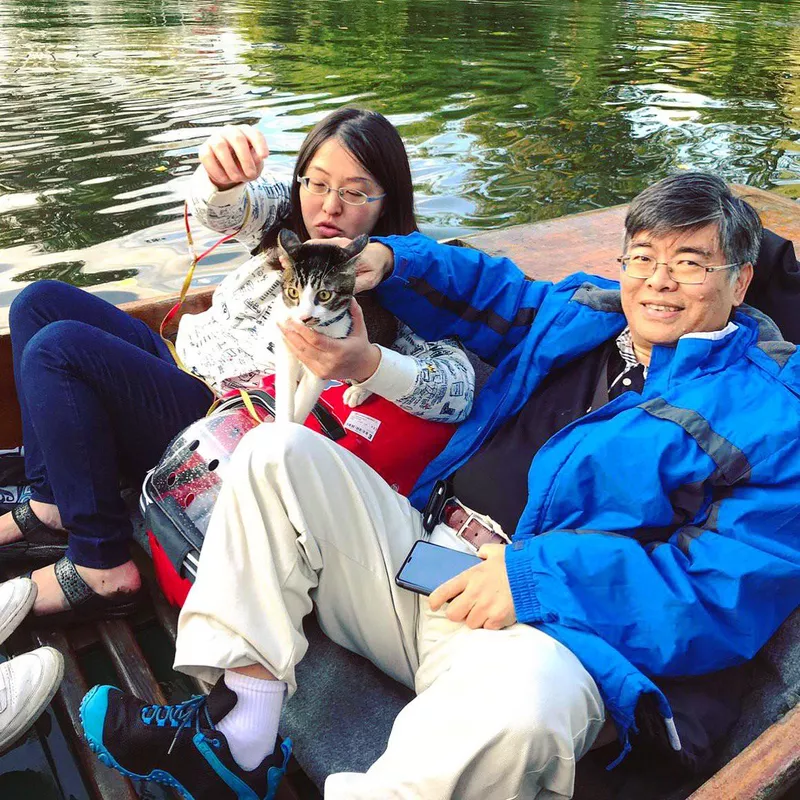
159, 194, 254, 404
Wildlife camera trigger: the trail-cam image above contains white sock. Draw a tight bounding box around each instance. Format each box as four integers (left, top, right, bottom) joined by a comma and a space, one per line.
216, 671, 287, 772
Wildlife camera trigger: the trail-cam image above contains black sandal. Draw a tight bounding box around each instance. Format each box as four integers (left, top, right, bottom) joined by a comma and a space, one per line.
27, 556, 145, 629
0, 501, 68, 563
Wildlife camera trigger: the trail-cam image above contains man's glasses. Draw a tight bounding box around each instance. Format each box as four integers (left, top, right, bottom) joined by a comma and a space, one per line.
297, 176, 386, 206
618, 255, 742, 285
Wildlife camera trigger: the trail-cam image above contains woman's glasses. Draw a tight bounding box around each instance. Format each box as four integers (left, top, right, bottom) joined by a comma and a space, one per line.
297, 176, 386, 206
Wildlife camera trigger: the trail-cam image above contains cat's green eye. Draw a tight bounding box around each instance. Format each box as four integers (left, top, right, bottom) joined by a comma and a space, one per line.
286, 286, 300, 300
316, 289, 332, 303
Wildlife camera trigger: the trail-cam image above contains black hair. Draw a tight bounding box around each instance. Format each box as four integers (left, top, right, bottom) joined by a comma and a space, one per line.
288, 107, 418, 240
624, 172, 763, 271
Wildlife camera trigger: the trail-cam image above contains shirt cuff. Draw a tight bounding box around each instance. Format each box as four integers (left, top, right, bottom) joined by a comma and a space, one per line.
192, 166, 248, 206
351, 345, 417, 401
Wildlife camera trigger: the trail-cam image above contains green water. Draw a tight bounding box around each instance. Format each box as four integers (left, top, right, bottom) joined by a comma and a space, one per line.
1, 0, 799, 319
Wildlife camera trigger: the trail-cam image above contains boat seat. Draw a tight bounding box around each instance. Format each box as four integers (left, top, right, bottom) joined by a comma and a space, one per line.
277, 584, 800, 799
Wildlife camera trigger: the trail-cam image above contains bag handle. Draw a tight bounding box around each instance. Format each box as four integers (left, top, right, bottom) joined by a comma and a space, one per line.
210, 388, 346, 440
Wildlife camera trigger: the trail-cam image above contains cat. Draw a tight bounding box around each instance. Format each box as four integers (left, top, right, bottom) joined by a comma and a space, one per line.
270, 228, 393, 425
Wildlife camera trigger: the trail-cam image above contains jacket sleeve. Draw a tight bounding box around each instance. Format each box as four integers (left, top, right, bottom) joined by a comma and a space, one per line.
373, 232, 555, 366
187, 165, 292, 251
506, 445, 800, 678
352, 323, 474, 422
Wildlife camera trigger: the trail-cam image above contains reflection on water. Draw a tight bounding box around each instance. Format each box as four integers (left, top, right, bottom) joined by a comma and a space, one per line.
0, 0, 799, 322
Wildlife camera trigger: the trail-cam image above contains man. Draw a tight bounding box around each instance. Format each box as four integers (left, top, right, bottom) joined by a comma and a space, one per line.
0, 578, 64, 751
81, 172, 800, 799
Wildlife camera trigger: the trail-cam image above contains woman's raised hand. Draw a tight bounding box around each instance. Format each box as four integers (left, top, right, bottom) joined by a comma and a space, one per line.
199, 125, 269, 190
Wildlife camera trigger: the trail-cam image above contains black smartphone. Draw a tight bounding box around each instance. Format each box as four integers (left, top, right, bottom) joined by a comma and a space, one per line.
395, 540, 482, 596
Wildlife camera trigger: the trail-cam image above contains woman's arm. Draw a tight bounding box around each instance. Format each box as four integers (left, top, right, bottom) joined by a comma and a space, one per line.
188, 125, 292, 250
352, 324, 474, 422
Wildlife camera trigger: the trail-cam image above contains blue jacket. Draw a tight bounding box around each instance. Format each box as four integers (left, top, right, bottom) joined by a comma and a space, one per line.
375, 232, 800, 760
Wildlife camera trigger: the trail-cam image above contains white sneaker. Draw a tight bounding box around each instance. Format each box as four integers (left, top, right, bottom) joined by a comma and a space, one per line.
0, 646, 64, 751
0, 578, 36, 645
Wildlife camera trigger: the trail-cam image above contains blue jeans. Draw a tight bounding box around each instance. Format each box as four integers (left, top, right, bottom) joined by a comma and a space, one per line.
9, 281, 214, 569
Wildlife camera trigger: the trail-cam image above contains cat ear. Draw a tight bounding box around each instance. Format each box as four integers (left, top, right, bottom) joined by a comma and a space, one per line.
278, 229, 303, 265
341, 234, 369, 265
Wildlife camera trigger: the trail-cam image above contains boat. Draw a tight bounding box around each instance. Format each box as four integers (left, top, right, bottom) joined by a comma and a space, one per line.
0, 186, 798, 799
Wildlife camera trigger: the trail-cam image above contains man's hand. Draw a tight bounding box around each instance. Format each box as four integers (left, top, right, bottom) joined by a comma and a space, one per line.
303, 239, 395, 294
199, 125, 269, 190
355, 243, 394, 293
278, 299, 381, 382
429, 544, 517, 630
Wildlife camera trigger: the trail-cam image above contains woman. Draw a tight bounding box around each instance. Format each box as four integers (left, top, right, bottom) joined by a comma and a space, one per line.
0, 107, 474, 624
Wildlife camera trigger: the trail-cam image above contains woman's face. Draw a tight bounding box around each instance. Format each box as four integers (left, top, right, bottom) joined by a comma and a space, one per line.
300, 138, 386, 240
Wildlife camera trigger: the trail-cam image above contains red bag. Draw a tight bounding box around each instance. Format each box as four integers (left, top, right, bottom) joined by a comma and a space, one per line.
144, 379, 456, 607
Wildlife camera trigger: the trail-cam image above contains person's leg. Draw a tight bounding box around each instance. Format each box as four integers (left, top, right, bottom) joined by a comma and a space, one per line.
176, 420, 422, 690
16, 319, 212, 613
326, 598, 606, 800
5, 280, 177, 539
80, 421, 424, 792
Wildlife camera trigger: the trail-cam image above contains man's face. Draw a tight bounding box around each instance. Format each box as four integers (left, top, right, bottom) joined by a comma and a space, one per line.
620, 224, 753, 357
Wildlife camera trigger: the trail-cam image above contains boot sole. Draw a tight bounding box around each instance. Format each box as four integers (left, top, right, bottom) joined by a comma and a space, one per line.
79, 685, 195, 800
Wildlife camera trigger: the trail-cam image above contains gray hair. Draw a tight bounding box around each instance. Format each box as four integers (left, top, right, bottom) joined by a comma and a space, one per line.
624, 172, 763, 280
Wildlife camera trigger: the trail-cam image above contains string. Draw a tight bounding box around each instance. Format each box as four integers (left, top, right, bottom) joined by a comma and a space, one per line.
158, 195, 253, 403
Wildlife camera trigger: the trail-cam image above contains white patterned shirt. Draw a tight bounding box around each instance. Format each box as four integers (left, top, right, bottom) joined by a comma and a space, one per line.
176, 167, 475, 423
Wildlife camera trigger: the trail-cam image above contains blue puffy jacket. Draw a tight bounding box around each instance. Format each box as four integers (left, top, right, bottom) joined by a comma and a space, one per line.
374, 232, 800, 762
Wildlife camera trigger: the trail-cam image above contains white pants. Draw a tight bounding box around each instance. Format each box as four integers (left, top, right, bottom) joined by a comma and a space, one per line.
175, 423, 605, 799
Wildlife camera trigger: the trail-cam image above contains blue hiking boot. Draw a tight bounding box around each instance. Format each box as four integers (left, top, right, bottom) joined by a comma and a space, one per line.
79, 678, 292, 800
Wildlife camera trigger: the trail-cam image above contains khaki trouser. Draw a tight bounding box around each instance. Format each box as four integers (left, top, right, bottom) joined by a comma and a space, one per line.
176, 423, 605, 799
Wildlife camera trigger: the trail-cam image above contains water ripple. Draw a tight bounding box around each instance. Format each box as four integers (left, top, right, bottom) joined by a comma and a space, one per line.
0, 0, 798, 315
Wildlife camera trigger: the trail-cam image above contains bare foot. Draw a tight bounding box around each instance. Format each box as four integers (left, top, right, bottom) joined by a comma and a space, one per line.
31, 559, 141, 615
0, 501, 64, 546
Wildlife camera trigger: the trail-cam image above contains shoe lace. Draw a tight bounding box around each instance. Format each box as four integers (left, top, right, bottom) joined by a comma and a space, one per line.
140, 695, 214, 755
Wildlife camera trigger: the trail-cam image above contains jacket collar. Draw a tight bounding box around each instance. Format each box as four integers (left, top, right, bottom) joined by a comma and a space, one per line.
573, 283, 766, 387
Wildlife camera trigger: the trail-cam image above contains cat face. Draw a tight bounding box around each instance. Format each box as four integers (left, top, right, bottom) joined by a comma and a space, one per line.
277, 229, 368, 327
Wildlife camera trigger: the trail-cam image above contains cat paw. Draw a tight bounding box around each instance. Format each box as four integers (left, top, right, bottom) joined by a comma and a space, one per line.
343, 385, 372, 408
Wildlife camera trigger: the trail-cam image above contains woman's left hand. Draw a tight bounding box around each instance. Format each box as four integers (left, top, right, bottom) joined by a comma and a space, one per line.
278, 299, 381, 382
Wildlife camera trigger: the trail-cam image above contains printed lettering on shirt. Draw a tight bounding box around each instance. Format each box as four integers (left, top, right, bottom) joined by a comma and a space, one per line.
439, 402, 456, 418
449, 381, 465, 397
182, 175, 473, 421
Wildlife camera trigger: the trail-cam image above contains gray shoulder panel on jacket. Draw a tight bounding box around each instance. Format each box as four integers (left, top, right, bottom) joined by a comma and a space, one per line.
738, 304, 784, 343
571, 283, 623, 313
756, 340, 797, 369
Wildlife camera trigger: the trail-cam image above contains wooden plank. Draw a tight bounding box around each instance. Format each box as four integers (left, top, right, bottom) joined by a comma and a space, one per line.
688, 703, 800, 800
120, 286, 214, 334
0, 334, 20, 448
29, 629, 138, 800
97, 619, 166, 706
145, 578, 210, 696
